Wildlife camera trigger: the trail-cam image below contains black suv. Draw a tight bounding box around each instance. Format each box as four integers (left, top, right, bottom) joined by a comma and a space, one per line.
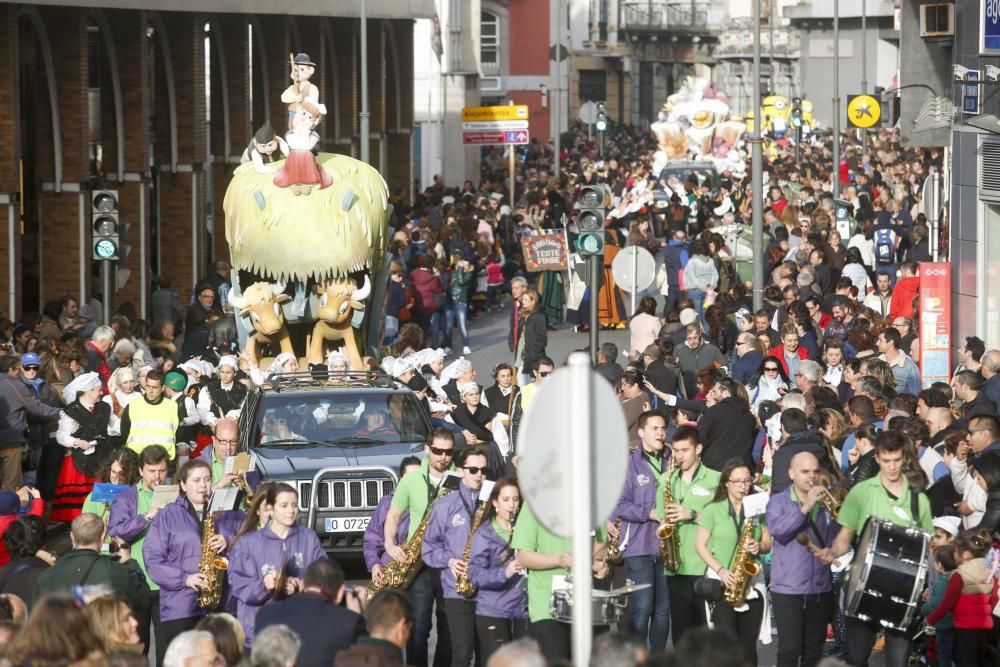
238, 371, 431, 554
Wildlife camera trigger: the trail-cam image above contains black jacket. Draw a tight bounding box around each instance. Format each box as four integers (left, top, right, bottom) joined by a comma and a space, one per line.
771, 430, 838, 494
645, 360, 679, 398
257, 592, 366, 667
519, 312, 548, 374
698, 397, 757, 471
847, 449, 880, 489
595, 362, 625, 386
979, 489, 1000, 537
30, 549, 150, 614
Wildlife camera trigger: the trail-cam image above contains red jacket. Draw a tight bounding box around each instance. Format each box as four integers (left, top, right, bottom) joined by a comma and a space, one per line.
770, 344, 810, 376
888, 276, 919, 321
408, 268, 443, 316
0, 498, 44, 567
927, 558, 998, 630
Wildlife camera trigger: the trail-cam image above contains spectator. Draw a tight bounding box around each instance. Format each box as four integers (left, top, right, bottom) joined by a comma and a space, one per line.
2, 594, 106, 666
0, 514, 51, 600
83, 594, 143, 654
196, 613, 246, 667
251, 624, 301, 667
152, 277, 185, 333
595, 342, 625, 386
0, 356, 61, 490
675, 324, 725, 397
335, 590, 413, 667
164, 630, 224, 667
888, 262, 920, 321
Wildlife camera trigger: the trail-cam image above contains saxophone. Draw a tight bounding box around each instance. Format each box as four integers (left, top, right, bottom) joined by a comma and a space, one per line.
368, 487, 453, 601
656, 457, 682, 572
723, 515, 761, 607
235, 473, 254, 508
455, 501, 489, 598
197, 512, 230, 609
606, 518, 624, 565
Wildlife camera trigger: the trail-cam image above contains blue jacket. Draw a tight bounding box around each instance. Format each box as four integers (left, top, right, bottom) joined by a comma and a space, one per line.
731, 351, 763, 386
468, 519, 528, 619
612, 448, 667, 558
766, 487, 839, 595
422, 482, 481, 600
142, 497, 243, 622
983, 375, 1000, 419
921, 571, 956, 630
661, 240, 689, 289
228, 524, 327, 645
363, 495, 410, 571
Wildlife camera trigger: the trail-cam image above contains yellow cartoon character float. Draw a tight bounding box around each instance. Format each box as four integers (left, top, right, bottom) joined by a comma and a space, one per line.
223, 52, 390, 372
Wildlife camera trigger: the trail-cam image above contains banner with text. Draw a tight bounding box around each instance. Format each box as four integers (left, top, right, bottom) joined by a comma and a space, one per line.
919, 262, 951, 387
521, 233, 569, 273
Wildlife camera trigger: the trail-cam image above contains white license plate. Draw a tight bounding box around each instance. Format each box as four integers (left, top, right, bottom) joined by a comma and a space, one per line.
325, 517, 370, 533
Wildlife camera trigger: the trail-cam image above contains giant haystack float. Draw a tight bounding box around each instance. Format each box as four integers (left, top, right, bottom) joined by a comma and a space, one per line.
223, 52, 391, 371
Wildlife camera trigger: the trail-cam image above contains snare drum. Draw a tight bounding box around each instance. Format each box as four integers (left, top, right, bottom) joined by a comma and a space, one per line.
549, 589, 626, 625
844, 519, 930, 632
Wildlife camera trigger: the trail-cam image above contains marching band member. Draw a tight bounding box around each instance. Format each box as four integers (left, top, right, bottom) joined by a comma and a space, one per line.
228, 482, 326, 646
383, 428, 456, 667
52, 373, 117, 522
364, 457, 420, 587
511, 496, 609, 664
81, 447, 140, 526
660, 426, 720, 642
611, 410, 671, 650
694, 458, 772, 665
142, 459, 243, 666
198, 418, 239, 489
197, 356, 247, 428
766, 451, 839, 667
468, 476, 527, 661
421, 445, 490, 667
819, 431, 933, 667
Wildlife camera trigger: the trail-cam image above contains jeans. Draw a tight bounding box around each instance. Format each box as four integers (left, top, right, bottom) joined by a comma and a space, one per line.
430, 309, 448, 348
711, 595, 764, 665
384, 315, 400, 344
772, 591, 834, 667
445, 302, 470, 349
624, 555, 671, 651
443, 598, 477, 667
845, 617, 911, 667
667, 574, 706, 644
486, 285, 501, 309
687, 288, 706, 326
937, 628, 959, 667
407, 567, 452, 667
476, 615, 527, 662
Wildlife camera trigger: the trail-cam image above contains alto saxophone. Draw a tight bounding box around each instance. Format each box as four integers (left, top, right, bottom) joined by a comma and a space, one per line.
235, 473, 254, 508
455, 501, 489, 598
197, 511, 230, 609
723, 515, 761, 607
656, 457, 682, 572
606, 518, 624, 565
368, 487, 453, 601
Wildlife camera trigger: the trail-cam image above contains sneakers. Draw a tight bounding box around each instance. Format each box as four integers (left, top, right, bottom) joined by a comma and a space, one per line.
462, 346, 472, 355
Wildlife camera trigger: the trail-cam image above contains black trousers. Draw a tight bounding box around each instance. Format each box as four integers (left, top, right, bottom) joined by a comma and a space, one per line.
845, 617, 911, 667
711, 596, 764, 666
443, 598, 477, 667
667, 574, 706, 644
771, 591, 834, 667
956, 628, 995, 667
529, 619, 572, 665
475, 615, 527, 662
136, 588, 154, 656
154, 614, 199, 667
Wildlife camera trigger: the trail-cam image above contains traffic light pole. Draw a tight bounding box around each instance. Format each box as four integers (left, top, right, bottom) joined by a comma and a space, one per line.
751, 0, 764, 312
589, 255, 600, 365
101, 262, 112, 325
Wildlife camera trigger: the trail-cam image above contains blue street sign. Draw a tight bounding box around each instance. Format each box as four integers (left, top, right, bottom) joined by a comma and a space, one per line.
984, 1, 1000, 54
963, 70, 981, 115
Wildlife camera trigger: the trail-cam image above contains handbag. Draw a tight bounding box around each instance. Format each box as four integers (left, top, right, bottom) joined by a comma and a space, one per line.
693, 575, 723, 602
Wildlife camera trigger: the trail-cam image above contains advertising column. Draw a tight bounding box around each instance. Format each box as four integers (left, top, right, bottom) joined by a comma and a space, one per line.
919, 263, 952, 387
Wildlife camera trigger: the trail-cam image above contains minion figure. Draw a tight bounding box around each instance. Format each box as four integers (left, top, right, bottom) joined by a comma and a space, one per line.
761, 95, 789, 138
800, 99, 815, 134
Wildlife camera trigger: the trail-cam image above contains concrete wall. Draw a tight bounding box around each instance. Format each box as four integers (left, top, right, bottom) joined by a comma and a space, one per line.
897, 0, 952, 147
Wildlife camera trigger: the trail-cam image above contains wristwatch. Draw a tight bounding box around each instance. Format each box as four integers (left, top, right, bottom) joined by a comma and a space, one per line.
690, 510, 699, 522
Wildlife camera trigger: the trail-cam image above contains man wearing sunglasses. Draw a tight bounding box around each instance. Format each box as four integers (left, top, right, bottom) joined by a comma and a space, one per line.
421, 445, 490, 667
384, 428, 457, 666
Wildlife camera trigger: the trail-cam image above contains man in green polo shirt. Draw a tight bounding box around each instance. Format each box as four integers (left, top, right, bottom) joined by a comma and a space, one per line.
656, 425, 720, 643
512, 502, 609, 664
199, 418, 238, 489
821, 431, 933, 667
383, 427, 457, 667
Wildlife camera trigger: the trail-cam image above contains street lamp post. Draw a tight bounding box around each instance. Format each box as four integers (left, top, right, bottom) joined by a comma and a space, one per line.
861, 0, 868, 152
832, 0, 841, 199
359, 0, 370, 164
751, 0, 764, 311
554, 0, 562, 177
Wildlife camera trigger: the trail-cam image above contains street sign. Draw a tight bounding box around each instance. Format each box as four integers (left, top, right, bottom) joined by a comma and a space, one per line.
462, 120, 529, 131
461, 105, 529, 123
611, 246, 656, 317
963, 70, 982, 115
847, 95, 881, 128
579, 101, 598, 125
462, 132, 506, 145
516, 357, 628, 538
504, 130, 529, 144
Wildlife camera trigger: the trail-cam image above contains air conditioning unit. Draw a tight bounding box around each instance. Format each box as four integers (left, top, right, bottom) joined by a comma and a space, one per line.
920, 4, 954, 37
979, 138, 1000, 204
480, 76, 502, 93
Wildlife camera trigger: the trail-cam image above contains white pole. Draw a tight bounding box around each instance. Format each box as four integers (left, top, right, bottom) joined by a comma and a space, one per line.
751, 0, 764, 311
630, 247, 637, 318
554, 0, 562, 177
568, 351, 593, 664
832, 0, 841, 199
360, 0, 370, 164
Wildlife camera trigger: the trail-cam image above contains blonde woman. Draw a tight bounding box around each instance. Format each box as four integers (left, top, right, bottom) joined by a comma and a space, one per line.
84, 594, 143, 654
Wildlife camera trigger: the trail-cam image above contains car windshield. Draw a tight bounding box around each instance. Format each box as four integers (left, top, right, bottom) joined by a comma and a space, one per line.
250, 391, 431, 449
659, 166, 718, 190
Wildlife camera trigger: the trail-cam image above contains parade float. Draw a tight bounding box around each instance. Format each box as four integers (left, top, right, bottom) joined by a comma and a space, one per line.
223, 53, 391, 371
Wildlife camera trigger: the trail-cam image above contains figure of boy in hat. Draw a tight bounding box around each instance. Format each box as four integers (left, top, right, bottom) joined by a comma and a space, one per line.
281, 53, 319, 129
241, 122, 289, 174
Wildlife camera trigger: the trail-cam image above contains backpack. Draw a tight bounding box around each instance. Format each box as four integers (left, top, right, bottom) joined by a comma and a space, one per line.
874, 228, 894, 265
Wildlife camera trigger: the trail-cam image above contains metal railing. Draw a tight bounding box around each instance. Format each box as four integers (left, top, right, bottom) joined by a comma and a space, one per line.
620, 1, 722, 31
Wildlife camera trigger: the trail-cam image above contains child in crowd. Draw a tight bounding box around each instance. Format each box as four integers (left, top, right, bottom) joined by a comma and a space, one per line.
922, 543, 958, 667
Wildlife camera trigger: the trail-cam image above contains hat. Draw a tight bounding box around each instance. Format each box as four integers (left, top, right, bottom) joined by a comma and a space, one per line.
932, 516, 961, 537
20, 352, 40, 367
0, 491, 19, 516
293, 52, 316, 67
217, 355, 239, 371
458, 381, 480, 397
442, 357, 472, 382
415, 348, 446, 368
178, 360, 200, 375
164, 371, 188, 393
326, 350, 349, 367
62, 372, 102, 405
679, 308, 698, 326
197, 360, 216, 378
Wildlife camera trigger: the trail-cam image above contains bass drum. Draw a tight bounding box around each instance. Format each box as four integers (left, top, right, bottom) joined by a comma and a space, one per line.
845, 519, 930, 632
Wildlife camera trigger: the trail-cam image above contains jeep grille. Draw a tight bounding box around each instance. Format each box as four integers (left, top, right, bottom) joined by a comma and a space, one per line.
298, 478, 396, 512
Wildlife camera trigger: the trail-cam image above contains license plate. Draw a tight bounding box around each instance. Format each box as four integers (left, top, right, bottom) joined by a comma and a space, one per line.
324, 517, 370, 533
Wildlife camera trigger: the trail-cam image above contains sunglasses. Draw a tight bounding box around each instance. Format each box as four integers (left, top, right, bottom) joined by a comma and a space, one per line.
764, 366, 779, 372
463, 466, 490, 476
429, 446, 454, 457
22, 366, 39, 371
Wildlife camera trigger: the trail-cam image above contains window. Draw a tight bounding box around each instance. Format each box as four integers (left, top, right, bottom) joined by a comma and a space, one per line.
481, 11, 499, 74
579, 70, 607, 104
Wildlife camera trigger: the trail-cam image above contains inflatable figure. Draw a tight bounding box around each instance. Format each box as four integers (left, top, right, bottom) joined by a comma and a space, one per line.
761, 95, 789, 138
228, 282, 294, 366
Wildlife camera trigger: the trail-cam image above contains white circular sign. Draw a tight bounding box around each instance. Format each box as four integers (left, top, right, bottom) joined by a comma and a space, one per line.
516, 359, 629, 537
611, 246, 656, 293
579, 101, 598, 125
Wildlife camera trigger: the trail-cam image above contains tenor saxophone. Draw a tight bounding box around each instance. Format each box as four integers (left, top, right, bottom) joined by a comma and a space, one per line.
197, 512, 229, 609
723, 515, 761, 607
656, 457, 682, 572
368, 487, 453, 601
455, 501, 489, 598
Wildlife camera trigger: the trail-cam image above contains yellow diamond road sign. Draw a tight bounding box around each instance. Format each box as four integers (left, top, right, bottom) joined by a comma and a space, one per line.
847, 95, 881, 129
461, 105, 529, 123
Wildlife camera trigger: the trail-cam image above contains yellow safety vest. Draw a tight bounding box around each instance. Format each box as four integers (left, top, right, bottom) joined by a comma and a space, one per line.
125, 397, 179, 459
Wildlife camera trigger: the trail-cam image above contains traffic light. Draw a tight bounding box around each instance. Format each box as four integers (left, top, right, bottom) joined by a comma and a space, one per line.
92, 190, 120, 261
596, 103, 608, 132
790, 97, 802, 128
574, 185, 606, 256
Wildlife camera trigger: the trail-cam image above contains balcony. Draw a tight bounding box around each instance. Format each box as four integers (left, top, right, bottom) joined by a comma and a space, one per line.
620, 1, 723, 34
715, 18, 800, 58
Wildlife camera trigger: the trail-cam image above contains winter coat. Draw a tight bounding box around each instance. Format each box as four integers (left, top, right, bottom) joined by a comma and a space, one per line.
468, 519, 528, 619
612, 448, 668, 558
0, 499, 43, 567
699, 396, 757, 471
888, 276, 920, 321
31, 548, 150, 616
409, 268, 443, 316
771, 431, 839, 494
926, 558, 997, 630
683, 255, 719, 292
228, 524, 327, 645
0, 375, 61, 449
675, 341, 725, 395
518, 312, 548, 374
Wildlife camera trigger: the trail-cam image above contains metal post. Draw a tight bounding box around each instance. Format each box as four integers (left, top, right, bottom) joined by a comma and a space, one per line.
509, 101, 516, 211
589, 255, 600, 364
832, 0, 841, 199
101, 262, 112, 325
567, 351, 593, 664
554, 0, 562, 177
751, 0, 764, 312
630, 248, 638, 319
861, 0, 867, 153
359, 0, 370, 164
